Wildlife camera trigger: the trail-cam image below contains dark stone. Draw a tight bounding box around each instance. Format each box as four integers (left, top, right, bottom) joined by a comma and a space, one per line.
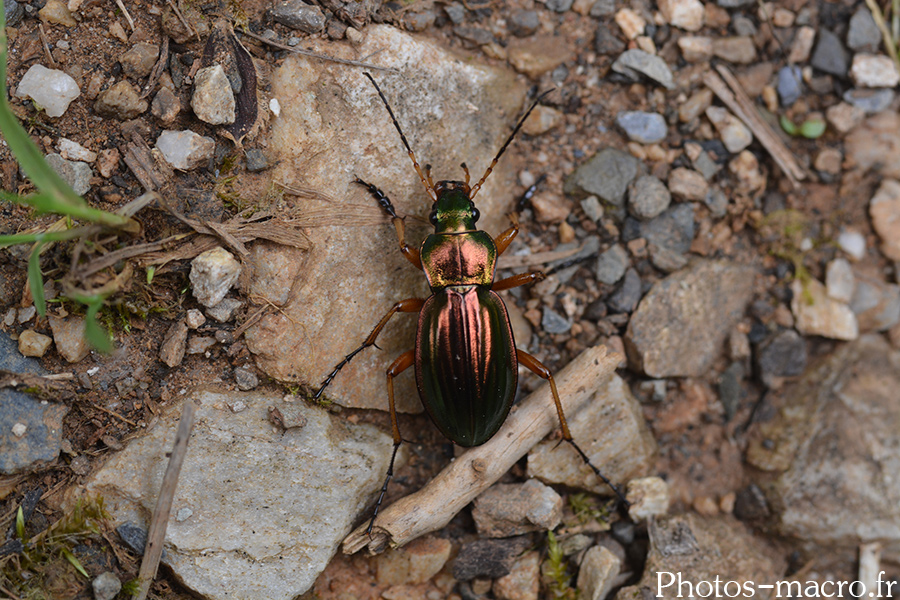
509, 10, 539, 37
584, 298, 608, 321
116, 522, 166, 560
718, 362, 744, 420
811, 29, 849, 78
443, 2, 465, 24
595, 23, 626, 56
776, 66, 803, 107
0, 333, 69, 475
270, 0, 326, 33
545, 0, 573, 12
4, 0, 24, 27
245, 148, 269, 172
733, 484, 770, 521
542, 307, 571, 334
640, 203, 695, 266
452, 537, 531, 580
607, 268, 642, 313
756, 329, 807, 382
453, 25, 493, 45
564, 147, 641, 221
402, 10, 435, 31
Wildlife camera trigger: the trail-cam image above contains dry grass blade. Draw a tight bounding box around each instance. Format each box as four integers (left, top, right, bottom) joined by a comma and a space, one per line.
343, 345, 620, 554
0, 369, 77, 400
864, 0, 900, 74
703, 65, 806, 188
133, 399, 196, 600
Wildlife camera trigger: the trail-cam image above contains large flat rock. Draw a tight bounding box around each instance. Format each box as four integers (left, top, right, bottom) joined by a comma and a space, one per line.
244, 25, 527, 412
70, 388, 394, 599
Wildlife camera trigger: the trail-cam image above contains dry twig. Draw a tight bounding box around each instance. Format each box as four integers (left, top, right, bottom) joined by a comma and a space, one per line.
133, 399, 196, 600
115, 0, 135, 31
703, 65, 806, 188
343, 345, 620, 554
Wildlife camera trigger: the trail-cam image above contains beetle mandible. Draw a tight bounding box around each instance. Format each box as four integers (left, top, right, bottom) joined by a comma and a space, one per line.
314, 73, 626, 533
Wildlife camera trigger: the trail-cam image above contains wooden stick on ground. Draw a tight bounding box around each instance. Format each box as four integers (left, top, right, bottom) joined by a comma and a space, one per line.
133, 400, 196, 600
703, 65, 806, 188
343, 345, 620, 555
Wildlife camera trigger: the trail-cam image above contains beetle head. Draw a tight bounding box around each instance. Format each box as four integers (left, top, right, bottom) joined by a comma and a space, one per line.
430, 181, 479, 233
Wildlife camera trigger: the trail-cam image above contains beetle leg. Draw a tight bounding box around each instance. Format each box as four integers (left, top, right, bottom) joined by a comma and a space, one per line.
313, 298, 425, 400
492, 271, 546, 291
516, 349, 630, 507
354, 177, 423, 270
368, 349, 416, 536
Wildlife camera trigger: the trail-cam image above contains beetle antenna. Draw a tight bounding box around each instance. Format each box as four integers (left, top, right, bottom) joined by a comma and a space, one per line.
364, 73, 437, 202
470, 88, 554, 200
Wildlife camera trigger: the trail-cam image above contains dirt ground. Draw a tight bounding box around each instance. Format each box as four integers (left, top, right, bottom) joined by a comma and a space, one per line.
0, 0, 895, 598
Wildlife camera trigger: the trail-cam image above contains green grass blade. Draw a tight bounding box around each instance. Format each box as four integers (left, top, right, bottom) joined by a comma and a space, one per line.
60, 547, 90, 579
16, 506, 25, 541
0, 226, 91, 248
82, 295, 113, 353
27, 242, 46, 317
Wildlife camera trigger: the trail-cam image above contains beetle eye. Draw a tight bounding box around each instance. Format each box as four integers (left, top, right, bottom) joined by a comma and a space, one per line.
429, 209, 438, 225
472, 207, 480, 222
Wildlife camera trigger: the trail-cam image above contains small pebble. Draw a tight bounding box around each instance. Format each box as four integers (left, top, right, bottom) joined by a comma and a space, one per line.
628, 175, 671, 220
94, 81, 148, 120
614, 8, 645, 39
92, 572, 121, 600
156, 130, 215, 171
678, 36, 713, 62
667, 167, 708, 201
11, 423, 27, 437
38, 0, 76, 26
850, 53, 900, 88
58, 138, 97, 163
826, 258, 855, 303
176, 507, 194, 521
185, 309, 206, 329
15, 64, 80, 118
596, 244, 628, 285
192, 65, 236, 125
18, 330, 52, 357
270, 0, 326, 33
190, 247, 241, 307
616, 111, 667, 144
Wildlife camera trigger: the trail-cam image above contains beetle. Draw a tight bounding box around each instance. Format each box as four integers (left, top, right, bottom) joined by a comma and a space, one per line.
315, 73, 625, 532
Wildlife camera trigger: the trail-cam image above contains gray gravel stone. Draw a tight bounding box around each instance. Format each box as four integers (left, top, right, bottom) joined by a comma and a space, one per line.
245, 148, 269, 172
611, 49, 675, 89
443, 2, 465, 24
206, 297, 243, 323
704, 188, 729, 218
151, 87, 180, 124
608, 268, 642, 313
756, 329, 807, 385
564, 147, 641, 219
777, 65, 803, 107
472, 479, 563, 537
120, 43, 159, 79
234, 366, 259, 390
542, 307, 571, 334
847, 6, 882, 53
545, 0, 574, 12
4, 0, 23, 26
616, 111, 667, 144
628, 174, 671, 220
625, 260, 757, 377
594, 23, 626, 55
0, 333, 68, 474
641, 203, 695, 272
270, 0, 325, 33
811, 29, 850, 77
44, 153, 92, 196
843, 88, 895, 114
453, 537, 531, 581
590, 0, 615, 16
509, 10, 540, 37
596, 244, 628, 285
48, 315, 91, 363
92, 572, 122, 600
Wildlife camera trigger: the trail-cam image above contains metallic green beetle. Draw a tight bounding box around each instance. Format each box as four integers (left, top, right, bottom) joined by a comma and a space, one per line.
315, 74, 623, 532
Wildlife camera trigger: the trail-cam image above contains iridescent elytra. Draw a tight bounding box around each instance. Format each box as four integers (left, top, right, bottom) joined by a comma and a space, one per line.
314, 73, 625, 532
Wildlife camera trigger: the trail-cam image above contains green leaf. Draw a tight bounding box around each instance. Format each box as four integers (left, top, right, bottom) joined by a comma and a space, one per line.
83, 296, 113, 353
779, 114, 798, 135
146, 266, 156, 285
60, 547, 90, 579
799, 119, 826, 139
15, 506, 25, 541
27, 242, 46, 317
